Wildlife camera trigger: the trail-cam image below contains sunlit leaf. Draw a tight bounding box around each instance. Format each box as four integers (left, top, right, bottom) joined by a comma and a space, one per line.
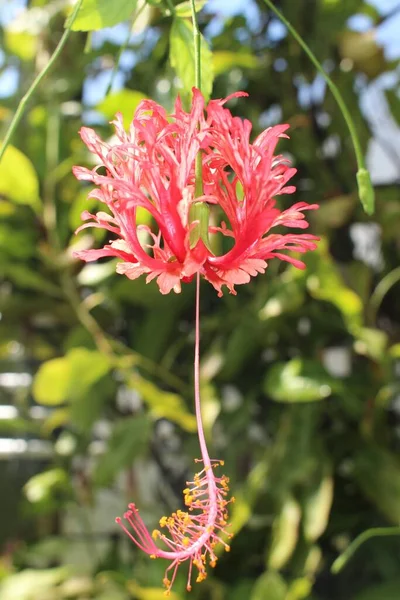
0, 145, 40, 211
97, 90, 147, 129
169, 17, 213, 100
0, 568, 68, 600
24, 469, 70, 506
213, 51, 258, 76
303, 471, 334, 542
354, 327, 388, 362
264, 359, 336, 403
68, 0, 138, 31
4, 30, 37, 61
130, 374, 196, 432
175, 0, 207, 17
259, 280, 305, 320
59, 576, 95, 597
267, 495, 301, 570
33, 348, 111, 406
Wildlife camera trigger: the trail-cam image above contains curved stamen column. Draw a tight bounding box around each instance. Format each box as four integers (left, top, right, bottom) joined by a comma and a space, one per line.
116, 273, 234, 594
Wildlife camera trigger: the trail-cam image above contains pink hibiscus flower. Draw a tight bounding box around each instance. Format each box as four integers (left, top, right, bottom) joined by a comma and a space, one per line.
72, 89, 318, 296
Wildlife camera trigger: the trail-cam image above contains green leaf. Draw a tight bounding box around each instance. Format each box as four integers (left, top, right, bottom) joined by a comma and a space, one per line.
354, 327, 388, 362
356, 168, 375, 216
351, 580, 400, 600
267, 496, 301, 570
251, 571, 287, 600
354, 444, 400, 524
33, 348, 111, 406
175, 1, 208, 17
97, 90, 147, 129
169, 17, 213, 100
70, 376, 116, 432
1, 263, 61, 296
24, 469, 71, 507
0, 568, 68, 600
212, 51, 258, 76
385, 88, 400, 127
259, 280, 305, 320
94, 415, 152, 486
130, 374, 197, 432
304, 238, 363, 331
5, 30, 37, 61
0, 145, 40, 211
59, 577, 95, 598
311, 194, 356, 230
68, 0, 139, 31
264, 359, 335, 403
303, 471, 334, 542
33, 357, 71, 406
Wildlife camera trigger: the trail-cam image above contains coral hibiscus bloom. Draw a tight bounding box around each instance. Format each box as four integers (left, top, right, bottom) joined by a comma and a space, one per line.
73, 89, 318, 296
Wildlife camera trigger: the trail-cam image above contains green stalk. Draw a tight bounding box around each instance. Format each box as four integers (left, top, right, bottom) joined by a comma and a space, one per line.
262, 0, 374, 215
190, 0, 202, 91
368, 266, 400, 324
332, 527, 400, 573
189, 0, 211, 249
0, 0, 84, 163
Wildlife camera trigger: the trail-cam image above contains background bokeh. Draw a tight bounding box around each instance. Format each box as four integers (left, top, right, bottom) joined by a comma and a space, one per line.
1, 1, 400, 599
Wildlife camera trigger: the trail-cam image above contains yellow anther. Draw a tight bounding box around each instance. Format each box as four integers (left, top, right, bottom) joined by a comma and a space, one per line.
182, 537, 190, 547
150, 554, 156, 559
225, 545, 231, 552
210, 560, 217, 568
159, 516, 168, 527
152, 529, 160, 540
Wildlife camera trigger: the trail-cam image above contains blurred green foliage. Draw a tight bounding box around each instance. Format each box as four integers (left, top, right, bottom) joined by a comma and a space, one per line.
0, 0, 400, 599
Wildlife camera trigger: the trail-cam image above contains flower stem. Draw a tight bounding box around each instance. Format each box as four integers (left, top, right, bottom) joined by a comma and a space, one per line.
188, 0, 210, 252
194, 272, 211, 469
190, 0, 202, 90
262, 0, 375, 215
190, 0, 204, 195
0, 0, 83, 162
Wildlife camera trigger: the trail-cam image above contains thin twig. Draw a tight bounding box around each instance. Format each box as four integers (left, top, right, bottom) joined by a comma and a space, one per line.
332, 527, 400, 573
0, 0, 84, 162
